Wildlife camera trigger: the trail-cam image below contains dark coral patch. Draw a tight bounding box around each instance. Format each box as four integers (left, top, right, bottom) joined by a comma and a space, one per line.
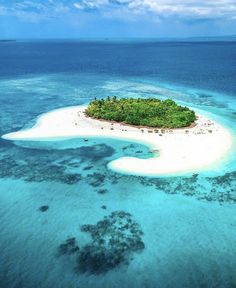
57, 211, 145, 275
83, 165, 93, 171
39, 205, 49, 212
58, 237, 80, 256
87, 173, 106, 187
77, 211, 145, 274
97, 189, 108, 194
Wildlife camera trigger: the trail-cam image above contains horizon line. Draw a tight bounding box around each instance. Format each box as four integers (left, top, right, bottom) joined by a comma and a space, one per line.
1, 35, 236, 42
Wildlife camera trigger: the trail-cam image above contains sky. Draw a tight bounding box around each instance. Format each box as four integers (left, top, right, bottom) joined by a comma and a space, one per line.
0, 0, 236, 39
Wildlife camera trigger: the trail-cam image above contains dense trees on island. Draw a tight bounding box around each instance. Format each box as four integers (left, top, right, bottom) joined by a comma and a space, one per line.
85, 97, 196, 129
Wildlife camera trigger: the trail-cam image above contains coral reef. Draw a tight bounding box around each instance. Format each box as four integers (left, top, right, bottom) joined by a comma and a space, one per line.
77, 211, 145, 274
58, 211, 145, 275
58, 238, 80, 256
97, 189, 109, 194
0, 141, 113, 185
39, 205, 49, 212
1, 137, 236, 204
86, 173, 106, 187
142, 173, 236, 204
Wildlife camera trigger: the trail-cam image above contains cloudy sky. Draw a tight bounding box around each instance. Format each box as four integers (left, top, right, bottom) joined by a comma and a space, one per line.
0, 0, 236, 38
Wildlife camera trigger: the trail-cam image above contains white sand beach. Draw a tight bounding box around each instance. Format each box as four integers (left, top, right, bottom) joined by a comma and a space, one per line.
2, 105, 233, 176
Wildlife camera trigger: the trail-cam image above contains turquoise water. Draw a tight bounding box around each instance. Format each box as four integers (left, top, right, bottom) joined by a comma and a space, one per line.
1, 41, 236, 287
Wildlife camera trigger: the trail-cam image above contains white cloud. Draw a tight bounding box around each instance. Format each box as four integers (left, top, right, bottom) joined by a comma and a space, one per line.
74, 3, 83, 9
1, 0, 236, 22
0, 1, 71, 22
74, 0, 108, 10
73, 0, 236, 19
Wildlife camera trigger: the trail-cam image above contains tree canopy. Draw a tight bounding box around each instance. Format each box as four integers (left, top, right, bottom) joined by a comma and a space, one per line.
85, 97, 196, 129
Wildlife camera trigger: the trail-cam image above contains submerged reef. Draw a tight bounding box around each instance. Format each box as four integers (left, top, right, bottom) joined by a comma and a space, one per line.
0, 153, 82, 185
0, 140, 114, 185
101, 171, 236, 205
139, 173, 236, 204
58, 211, 145, 275
38, 205, 49, 212
1, 138, 236, 204
97, 188, 109, 194
86, 173, 106, 187
58, 237, 80, 256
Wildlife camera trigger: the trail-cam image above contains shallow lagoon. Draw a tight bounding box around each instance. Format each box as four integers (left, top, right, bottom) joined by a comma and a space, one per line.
1, 41, 236, 287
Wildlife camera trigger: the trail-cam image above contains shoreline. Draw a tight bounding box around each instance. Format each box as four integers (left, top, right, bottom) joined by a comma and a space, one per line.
85, 114, 198, 131
2, 105, 234, 177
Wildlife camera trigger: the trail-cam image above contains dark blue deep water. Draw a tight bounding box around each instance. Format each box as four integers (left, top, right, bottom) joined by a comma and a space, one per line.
1, 41, 236, 95
1, 40, 236, 288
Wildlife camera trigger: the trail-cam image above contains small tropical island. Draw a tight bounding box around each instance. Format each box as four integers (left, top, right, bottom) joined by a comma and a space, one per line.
2, 101, 232, 176
85, 97, 196, 128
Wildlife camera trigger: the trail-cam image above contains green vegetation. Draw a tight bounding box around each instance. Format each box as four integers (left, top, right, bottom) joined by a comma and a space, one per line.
85, 97, 196, 129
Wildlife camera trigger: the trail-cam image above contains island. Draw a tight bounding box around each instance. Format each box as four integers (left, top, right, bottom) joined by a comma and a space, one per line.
1, 99, 233, 176
0, 40, 16, 42
85, 97, 196, 128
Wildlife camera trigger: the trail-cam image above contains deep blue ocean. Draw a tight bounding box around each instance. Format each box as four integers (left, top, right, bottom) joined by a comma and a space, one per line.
0, 40, 236, 288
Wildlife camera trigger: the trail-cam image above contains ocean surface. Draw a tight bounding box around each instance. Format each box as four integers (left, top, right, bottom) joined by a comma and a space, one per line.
0, 40, 236, 288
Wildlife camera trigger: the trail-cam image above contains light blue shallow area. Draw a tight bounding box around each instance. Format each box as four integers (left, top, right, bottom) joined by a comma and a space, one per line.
0, 41, 236, 288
